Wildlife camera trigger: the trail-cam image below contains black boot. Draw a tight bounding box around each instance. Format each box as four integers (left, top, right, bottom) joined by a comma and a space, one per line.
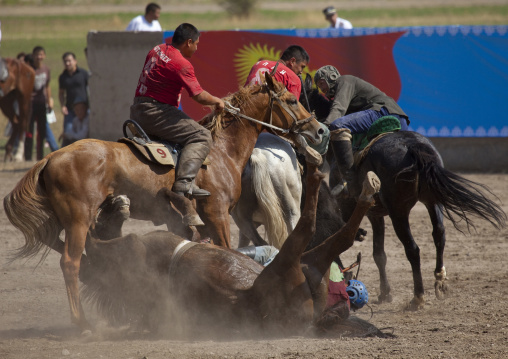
173, 143, 211, 198
329, 129, 356, 196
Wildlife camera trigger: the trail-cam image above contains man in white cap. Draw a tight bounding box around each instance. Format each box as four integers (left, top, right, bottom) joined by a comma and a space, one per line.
323, 6, 353, 29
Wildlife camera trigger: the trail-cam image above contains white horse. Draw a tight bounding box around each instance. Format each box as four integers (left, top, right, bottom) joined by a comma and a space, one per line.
232, 133, 303, 249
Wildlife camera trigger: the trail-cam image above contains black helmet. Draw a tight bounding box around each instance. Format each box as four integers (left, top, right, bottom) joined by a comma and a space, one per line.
314, 65, 341, 98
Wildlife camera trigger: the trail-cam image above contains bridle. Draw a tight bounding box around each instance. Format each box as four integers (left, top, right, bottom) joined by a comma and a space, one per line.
224, 83, 315, 135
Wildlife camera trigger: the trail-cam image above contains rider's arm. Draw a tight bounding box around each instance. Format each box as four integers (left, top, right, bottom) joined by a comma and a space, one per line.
192, 90, 225, 111
324, 80, 355, 126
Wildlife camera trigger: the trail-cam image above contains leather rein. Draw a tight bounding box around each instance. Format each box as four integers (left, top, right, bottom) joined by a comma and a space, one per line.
224, 83, 315, 135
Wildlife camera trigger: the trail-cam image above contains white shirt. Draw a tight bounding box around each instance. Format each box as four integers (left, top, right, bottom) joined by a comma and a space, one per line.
125, 15, 162, 32
332, 17, 353, 30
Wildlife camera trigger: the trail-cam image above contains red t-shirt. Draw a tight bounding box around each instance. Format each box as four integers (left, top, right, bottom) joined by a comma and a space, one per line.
134, 44, 203, 107
245, 60, 302, 98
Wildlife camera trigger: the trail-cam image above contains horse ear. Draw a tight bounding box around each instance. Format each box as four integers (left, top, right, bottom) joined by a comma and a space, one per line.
265, 72, 276, 92
304, 73, 313, 92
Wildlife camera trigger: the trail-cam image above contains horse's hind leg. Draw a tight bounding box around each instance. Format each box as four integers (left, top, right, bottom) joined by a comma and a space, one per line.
425, 202, 448, 300
369, 215, 393, 303
61, 222, 92, 331
390, 215, 425, 310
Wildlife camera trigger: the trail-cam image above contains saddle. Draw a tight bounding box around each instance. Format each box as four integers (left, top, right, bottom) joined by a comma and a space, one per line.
353, 115, 401, 165
118, 119, 210, 167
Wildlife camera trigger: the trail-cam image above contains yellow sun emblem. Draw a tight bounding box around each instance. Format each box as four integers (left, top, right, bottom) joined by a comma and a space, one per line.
233, 43, 281, 86
233, 42, 317, 89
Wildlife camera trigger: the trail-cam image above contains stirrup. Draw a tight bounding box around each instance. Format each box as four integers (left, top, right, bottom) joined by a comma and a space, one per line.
173, 180, 211, 199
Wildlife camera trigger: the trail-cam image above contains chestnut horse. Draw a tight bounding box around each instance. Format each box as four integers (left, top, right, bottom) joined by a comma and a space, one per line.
80, 148, 383, 337
3, 73, 323, 331
0, 57, 35, 161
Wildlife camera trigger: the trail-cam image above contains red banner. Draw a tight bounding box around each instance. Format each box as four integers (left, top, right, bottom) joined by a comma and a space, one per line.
165, 31, 405, 120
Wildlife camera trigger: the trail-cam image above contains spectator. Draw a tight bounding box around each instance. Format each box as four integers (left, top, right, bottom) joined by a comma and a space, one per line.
60, 97, 89, 145
126, 3, 162, 32
323, 6, 353, 29
58, 51, 89, 147
24, 45, 54, 161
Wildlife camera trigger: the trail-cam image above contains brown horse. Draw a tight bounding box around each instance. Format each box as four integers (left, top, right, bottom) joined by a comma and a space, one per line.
80, 148, 383, 337
3, 73, 324, 331
0, 57, 35, 161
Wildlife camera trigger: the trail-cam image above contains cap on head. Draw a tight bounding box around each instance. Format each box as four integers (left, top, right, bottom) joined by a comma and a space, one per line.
323, 6, 337, 17
314, 65, 341, 98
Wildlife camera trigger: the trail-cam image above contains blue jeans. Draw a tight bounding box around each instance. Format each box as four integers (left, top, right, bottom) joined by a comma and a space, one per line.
329, 107, 408, 134
62, 110, 75, 147
46, 122, 59, 151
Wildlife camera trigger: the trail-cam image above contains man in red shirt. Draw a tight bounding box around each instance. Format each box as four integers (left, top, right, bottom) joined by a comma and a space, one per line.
130, 23, 224, 198
245, 45, 309, 99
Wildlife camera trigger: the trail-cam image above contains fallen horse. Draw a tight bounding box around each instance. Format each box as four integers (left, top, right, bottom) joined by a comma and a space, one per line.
80, 148, 388, 338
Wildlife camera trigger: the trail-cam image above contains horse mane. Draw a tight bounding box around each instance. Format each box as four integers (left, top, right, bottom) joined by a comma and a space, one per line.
199, 84, 262, 139
199, 83, 269, 140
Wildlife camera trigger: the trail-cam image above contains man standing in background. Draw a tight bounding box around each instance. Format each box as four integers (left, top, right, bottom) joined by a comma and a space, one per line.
126, 3, 162, 32
323, 6, 353, 29
58, 51, 89, 147
25, 46, 53, 161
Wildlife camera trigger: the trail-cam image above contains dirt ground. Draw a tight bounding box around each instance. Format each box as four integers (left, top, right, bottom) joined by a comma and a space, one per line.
0, 165, 507, 359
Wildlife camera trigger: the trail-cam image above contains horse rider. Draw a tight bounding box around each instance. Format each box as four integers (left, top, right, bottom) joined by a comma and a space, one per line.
245, 45, 309, 99
130, 23, 224, 198
313, 65, 409, 194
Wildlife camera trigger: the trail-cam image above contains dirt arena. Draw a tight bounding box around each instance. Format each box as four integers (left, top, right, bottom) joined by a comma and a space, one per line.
0, 165, 506, 358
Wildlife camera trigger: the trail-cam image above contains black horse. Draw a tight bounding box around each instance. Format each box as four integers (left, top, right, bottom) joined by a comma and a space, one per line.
300, 75, 506, 309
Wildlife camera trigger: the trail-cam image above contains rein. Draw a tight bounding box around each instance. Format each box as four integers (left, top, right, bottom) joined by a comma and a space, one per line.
224, 83, 315, 135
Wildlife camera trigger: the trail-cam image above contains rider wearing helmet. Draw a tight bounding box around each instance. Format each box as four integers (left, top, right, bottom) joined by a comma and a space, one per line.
346, 279, 369, 310
314, 65, 409, 195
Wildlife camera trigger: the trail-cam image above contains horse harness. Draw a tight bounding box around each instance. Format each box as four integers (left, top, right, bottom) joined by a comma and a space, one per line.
168, 239, 199, 278
224, 82, 315, 136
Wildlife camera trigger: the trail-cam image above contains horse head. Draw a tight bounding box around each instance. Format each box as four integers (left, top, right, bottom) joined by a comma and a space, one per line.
263, 72, 324, 148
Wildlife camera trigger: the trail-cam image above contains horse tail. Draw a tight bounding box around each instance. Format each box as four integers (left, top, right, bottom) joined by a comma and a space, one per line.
3, 157, 62, 264
250, 149, 288, 249
401, 143, 507, 232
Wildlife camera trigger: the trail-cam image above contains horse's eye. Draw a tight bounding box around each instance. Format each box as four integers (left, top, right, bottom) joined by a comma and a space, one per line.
288, 98, 298, 106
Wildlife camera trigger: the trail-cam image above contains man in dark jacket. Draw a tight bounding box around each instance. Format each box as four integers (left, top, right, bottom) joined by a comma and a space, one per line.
314, 65, 409, 194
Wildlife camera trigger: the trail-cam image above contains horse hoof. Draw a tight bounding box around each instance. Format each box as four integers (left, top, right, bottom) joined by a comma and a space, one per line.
405, 296, 425, 311
377, 293, 393, 304
183, 214, 205, 227
359, 171, 381, 200
435, 280, 449, 300
304, 146, 323, 166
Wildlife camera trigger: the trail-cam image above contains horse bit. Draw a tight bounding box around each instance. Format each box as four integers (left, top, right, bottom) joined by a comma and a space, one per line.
224, 84, 315, 135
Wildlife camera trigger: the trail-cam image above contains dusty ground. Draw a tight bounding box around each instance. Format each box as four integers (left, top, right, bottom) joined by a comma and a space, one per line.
0, 164, 507, 358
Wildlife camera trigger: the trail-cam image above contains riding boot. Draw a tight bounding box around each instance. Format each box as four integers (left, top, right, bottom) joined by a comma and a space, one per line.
173, 142, 211, 198
329, 128, 356, 197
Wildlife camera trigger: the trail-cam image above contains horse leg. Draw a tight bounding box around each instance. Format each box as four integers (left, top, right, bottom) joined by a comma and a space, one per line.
302, 172, 380, 274
61, 222, 92, 331
390, 215, 425, 310
425, 202, 449, 300
369, 214, 392, 303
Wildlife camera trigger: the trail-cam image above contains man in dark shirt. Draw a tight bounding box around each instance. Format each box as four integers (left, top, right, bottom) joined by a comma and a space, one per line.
58, 52, 89, 147
314, 65, 409, 194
